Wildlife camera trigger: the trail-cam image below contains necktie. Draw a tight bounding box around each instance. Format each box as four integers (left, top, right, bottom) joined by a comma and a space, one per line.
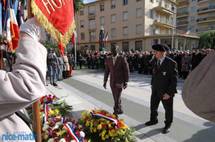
157, 60, 161, 68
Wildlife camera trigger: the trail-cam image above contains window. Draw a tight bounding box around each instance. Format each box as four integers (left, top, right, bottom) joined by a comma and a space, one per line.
135, 41, 142, 51
89, 31, 96, 41
88, 6, 96, 15
111, 0, 116, 9
136, 8, 142, 18
123, 0, 128, 5
80, 10, 84, 15
136, 24, 142, 34
80, 20, 84, 28
111, 28, 116, 38
81, 33, 85, 40
89, 19, 96, 29
111, 14, 116, 23
150, 10, 154, 19
100, 16, 105, 26
123, 11, 128, 21
122, 41, 129, 52
123, 26, 128, 35
100, 3, 104, 11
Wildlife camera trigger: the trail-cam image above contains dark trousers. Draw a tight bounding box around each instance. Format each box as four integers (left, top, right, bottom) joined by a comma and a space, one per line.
111, 85, 123, 112
150, 91, 173, 126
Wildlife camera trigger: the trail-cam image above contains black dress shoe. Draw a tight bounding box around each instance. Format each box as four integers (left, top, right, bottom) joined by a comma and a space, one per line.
162, 125, 171, 134
162, 127, 170, 134
114, 109, 123, 115
145, 120, 158, 126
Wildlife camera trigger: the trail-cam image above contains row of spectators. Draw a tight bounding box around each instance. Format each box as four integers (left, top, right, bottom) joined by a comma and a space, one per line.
77, 48, 214, 79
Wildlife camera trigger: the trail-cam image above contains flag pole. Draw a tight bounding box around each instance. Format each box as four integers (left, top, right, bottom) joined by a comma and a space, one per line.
27, 0, 42, 141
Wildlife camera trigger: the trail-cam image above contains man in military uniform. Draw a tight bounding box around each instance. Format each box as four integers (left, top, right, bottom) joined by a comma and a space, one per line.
103, 45, 129, 116
145, 44, 177, 134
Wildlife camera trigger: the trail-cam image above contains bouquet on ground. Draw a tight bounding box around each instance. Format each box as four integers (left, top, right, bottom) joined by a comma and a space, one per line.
79, 109, 136, 142
40, 94, 86, 142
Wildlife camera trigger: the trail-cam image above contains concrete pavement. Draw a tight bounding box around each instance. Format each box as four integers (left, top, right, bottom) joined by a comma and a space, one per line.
47, 69, 215, 142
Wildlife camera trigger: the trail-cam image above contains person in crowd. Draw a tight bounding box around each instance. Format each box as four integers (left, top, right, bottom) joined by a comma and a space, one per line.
103, 45, 129, 117
145, 44, 178, 134
57, 56, 64, 80
63, 52, 70, 78
0, 17, 48, 137
47, 48, 59, 86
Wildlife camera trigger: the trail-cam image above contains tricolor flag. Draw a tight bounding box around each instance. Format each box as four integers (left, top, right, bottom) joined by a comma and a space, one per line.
5, 0, 19, 52
64, 122, 80, 142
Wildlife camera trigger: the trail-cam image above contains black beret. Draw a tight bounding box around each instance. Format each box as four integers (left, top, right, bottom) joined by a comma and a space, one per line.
152, 44, 169, 52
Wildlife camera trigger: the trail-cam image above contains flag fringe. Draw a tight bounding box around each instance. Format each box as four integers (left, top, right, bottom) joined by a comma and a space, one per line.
31, 0, 76, 48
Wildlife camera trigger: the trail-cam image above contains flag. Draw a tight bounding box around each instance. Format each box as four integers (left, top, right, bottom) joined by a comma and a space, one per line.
105, 32, 109, 42
5, 0, 19, 52
31, 0, 76, 55
71, 31, 77, 45
0, 1, 2, 35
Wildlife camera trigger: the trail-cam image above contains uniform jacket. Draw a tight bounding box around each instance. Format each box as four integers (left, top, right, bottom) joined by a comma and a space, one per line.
151, 56, 178, 97
104, 55, 129, 88
0, 36, 47, 139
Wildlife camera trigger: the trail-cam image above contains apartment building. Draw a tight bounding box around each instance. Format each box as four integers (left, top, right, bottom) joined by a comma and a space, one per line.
177, 0, 215, 34
76, 0, 198, 52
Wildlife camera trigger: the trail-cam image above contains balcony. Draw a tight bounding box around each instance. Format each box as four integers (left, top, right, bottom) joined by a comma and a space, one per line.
177, 20, 189, 26
197, 6, 215, 14
153, 19, 175, 29
88, 12, 96, 20
153, 2, 175, 15
197, 0, 208, 4
197, 16, 215, 24
168, 0, 177, 4
197, 26, 215, 33
177, 11, 189, 18
178, 0, 189, 7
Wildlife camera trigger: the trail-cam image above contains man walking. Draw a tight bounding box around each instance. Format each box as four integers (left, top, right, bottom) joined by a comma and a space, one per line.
103, 45, 129, 116
145, 44, 177, 134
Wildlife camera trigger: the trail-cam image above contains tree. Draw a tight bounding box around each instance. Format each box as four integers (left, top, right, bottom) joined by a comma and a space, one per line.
74, 0, 84, 13
199, 30, 215, 49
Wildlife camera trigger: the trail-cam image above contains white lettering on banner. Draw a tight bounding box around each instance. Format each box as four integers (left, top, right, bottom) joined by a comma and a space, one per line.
42, 0, 55, 14
41, 0, 71, 15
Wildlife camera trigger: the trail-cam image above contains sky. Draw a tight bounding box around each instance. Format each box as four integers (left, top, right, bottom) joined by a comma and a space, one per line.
83, 0, 96, 4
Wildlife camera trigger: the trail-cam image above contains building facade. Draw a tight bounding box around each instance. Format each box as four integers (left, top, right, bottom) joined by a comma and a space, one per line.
76, 0, 199, 52
177, 0, 215, 34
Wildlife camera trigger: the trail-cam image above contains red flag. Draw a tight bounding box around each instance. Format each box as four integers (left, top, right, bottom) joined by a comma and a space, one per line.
31, 0, 76, 55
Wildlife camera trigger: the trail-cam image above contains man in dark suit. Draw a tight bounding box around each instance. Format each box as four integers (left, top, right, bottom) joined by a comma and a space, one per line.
145, 44, 178, 134
103, 45, 129, 116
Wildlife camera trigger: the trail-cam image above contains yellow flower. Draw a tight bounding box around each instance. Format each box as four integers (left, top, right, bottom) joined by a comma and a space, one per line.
97, 124, 102, 130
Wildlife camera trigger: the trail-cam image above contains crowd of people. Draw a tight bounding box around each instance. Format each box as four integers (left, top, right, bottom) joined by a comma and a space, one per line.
78, 48, 214, 80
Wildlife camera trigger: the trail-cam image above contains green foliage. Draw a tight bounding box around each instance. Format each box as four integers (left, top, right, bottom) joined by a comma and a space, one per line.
74, 0, 84, 12
199, 30, 215, 49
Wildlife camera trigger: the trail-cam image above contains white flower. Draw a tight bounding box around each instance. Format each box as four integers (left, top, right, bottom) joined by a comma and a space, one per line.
42, 124, 49, 131
47, 138, 54, 142
80, 131, 85, 138
70, 140, 76, 142
59, 138, 66, 142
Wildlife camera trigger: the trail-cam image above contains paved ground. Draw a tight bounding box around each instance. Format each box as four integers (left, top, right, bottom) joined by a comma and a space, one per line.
47, 69, 215, 142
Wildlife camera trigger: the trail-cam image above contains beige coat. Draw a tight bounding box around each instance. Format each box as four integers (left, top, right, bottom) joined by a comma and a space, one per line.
0, 36, 47, 140
182, 51, 215, 122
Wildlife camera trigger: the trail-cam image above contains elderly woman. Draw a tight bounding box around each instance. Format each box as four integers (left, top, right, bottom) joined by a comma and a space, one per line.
0, 17, 47, 138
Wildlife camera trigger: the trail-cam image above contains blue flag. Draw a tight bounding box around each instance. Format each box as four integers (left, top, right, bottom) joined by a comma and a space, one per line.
0, 1, 2, 35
